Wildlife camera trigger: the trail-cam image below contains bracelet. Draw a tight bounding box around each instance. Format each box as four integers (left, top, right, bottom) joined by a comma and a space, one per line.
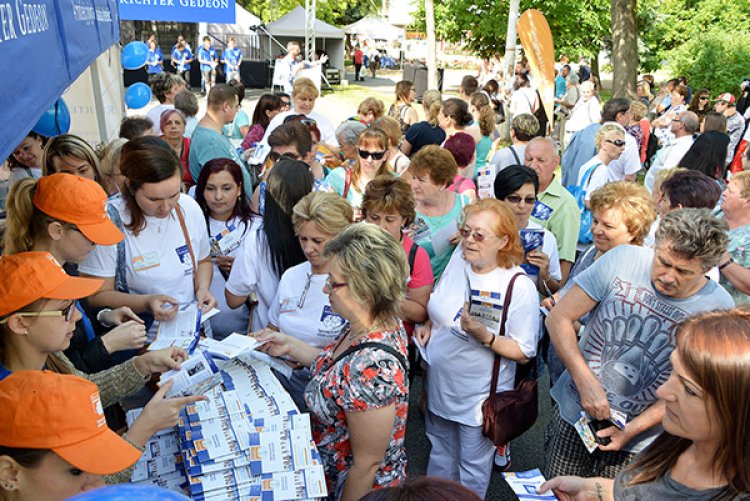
96, 308, 114, 326
482, 334, 496, 349
719, 257, 734, 271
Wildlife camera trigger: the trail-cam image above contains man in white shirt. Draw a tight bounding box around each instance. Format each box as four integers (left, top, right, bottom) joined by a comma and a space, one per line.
605, 97, 641, 181
644, 110, 698, 193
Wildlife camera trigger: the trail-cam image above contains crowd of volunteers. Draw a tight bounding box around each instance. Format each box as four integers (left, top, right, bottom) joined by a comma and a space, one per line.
2, 39, 750, 501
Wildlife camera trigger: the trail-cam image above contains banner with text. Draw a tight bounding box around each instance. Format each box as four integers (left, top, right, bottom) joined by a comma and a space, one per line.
118, 0, 236, 23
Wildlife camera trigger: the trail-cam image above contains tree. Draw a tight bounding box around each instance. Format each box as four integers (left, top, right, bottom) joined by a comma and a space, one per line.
425, 0, 438, 88
610, 0, 637, 98
239, 0, 379, 26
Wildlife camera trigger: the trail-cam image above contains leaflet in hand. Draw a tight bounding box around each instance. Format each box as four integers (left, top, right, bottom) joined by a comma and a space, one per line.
210, 224, 242, 256
160, 350, 222, 398
501, 469, 556, 500
202, 333, 266, 360
149, 303, 202, 352
466, 276, 504, 334
520, 228, 544, 276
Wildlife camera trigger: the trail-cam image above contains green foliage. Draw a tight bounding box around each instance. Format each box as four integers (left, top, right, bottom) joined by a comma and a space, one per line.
668, 28, 750, 94
410, 0, 611, 59
239, 0, 378, 26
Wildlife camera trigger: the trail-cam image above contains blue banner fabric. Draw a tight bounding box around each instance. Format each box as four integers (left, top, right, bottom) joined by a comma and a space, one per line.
118, 0, 236, 23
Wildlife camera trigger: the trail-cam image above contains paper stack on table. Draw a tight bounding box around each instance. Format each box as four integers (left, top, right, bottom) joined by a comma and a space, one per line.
128, 350, 327, 500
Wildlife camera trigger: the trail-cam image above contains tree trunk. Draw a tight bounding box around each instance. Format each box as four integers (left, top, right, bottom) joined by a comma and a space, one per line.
611, 0, 638, 98
120, 21, 136, 45
425, 0, 438, 88
503, 0, 521, 79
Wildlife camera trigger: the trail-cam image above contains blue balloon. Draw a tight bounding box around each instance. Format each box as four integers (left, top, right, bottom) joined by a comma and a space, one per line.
124, 82, 152, 109
67, 484, 190, 501
122, 41, 149, 70
32, 98, 71, 137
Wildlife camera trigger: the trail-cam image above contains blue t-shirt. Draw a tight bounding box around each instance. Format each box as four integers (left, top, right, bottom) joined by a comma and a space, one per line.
147, 49, 163, 74
173, 48, 193, 71
551, 245, 734, 453
198, 46, 218, 72
223, 47, 242, 74
555, 75, 566, 99
189, 126, 252, 198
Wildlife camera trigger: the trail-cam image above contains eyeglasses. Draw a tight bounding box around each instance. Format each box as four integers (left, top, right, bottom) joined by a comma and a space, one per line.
268, 151, 301, 162
324, 277, 348, 291
358, 149, 387, 160
605, 139, 626, 147
459, 228, 494, 242
280, 100, 291, 107
0, 301, 77, 325
505, 195, 537, 205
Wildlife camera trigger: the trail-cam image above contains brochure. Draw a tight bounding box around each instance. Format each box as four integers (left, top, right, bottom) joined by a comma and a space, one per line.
501, 469, 556, 500
160, 350, 222, 398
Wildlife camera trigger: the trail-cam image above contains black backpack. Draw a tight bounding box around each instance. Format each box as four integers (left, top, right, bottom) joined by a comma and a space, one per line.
644, 133, 661, 171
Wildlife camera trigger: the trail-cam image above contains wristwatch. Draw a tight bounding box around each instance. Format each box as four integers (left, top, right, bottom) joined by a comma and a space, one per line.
483, 334, 496, 349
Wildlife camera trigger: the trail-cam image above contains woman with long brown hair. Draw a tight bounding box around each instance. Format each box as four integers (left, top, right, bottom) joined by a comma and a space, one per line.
542, 308, 750, 500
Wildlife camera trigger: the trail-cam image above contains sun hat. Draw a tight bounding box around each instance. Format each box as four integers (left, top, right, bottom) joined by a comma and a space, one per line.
716, 92, 736, 105
33, 173, 123, 246
0, 370, 142, 475
0, 252, 103, 317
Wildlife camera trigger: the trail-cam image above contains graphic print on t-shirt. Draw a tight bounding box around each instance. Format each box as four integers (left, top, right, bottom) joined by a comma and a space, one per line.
576, 277, 687, 416
319, 305, 346, 339
175, 245, 195, 276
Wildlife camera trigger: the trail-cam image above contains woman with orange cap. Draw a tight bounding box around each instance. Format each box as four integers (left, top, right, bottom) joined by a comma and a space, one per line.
0, 370, 143, 500
4, 173, 147, 373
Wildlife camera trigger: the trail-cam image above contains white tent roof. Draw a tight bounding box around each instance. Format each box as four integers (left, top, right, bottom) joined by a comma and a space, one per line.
206, 3, 262, 37
267, 6, 345, 39
344, 16, 405, 40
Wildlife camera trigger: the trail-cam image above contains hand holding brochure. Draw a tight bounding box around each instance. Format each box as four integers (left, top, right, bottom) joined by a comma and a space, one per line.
501, 469, 556, 500
160, 350, 222, 398
149, 303, 202, 352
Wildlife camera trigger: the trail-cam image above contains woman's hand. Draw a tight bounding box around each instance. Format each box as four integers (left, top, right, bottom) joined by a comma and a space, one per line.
413, 321, 432, 347
147, 294, 179, 321
254, 329, 296, 359
99, 306, 143, 326
134, 347, 189, 376
213, 255, 235, 275
101, 320, 148, 353
596, 423, 633, 452
460, 302, 492, 344
195, 287, 217, 313
526, 249, 551, 281
538, 476, 589, 501
128, 381, 207, 444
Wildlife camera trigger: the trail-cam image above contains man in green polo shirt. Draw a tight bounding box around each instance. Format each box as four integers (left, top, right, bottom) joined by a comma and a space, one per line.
525, 137, 580, 282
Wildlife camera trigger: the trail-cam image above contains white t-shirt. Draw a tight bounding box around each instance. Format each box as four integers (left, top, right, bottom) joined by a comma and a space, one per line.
260, 110, 338, 151
206, 216, 251, 339
425, 253, 540, 426
509, 87, 537, 117
267, 261, 348, 348
80, 194, 210, 306
224, 220, 279, 332
577, 156, 609, 202
607, 127, 642, 181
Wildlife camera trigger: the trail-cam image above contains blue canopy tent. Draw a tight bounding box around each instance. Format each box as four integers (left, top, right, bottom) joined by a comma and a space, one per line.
0, 0, 120, 162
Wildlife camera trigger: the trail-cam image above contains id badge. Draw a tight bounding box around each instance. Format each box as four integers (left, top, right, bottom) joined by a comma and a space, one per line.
132, 251, 160, 272
279, 296, 300, 314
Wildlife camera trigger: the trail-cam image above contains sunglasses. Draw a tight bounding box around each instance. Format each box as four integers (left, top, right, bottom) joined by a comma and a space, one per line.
284, 115, 317, 127
358, 149, 387, 160
459, 228, 494, 242
268, 151, 301, 162
506, 195, 537, 205
605, 139, 626, 147
0, 301, 77, 324
280, 100, 291, 107
699, 96, 709, 100
324, 277, 348, 291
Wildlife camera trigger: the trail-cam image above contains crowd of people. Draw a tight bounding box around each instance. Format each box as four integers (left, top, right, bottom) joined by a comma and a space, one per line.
2, 41, 750, 501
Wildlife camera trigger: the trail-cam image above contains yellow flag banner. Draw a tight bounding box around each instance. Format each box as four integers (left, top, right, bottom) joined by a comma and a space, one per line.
517, 9, 555, 134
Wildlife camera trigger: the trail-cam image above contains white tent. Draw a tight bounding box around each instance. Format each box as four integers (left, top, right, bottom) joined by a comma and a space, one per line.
344, 16, 405, 41
266, 6, 345, 71
203, 4, 263, 59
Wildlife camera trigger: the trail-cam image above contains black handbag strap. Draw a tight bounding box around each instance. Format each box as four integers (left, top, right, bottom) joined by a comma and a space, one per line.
332, 341, 408, 373
488, 273, 531, 405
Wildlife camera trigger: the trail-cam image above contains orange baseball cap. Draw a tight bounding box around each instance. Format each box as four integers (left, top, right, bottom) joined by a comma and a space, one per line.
0, 370, 142, 475
0, 252, 104, 317
33, 173, 124, 246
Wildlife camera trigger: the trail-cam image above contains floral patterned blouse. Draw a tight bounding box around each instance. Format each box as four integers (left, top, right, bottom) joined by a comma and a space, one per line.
304, 326, 409, 500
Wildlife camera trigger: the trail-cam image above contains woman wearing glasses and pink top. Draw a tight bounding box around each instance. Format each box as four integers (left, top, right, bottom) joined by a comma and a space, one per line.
324, 128, 391, 220
576, 123, 627, 208
414, 199, 540, 498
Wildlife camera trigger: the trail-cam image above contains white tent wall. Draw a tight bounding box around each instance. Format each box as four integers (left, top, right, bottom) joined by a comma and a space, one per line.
266, 7, 345, 71
64, 46, 125, 148
344, 16, 405, 40
268, 37, 345, 73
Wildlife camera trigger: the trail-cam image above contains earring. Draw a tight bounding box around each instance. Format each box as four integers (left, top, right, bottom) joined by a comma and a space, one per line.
2, 482, 16, 490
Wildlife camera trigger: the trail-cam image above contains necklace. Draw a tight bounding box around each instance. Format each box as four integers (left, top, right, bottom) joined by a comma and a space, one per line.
347, 320, 393, 341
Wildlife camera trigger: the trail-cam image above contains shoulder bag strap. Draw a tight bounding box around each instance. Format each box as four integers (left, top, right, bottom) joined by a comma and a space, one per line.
488, 272, 524, 405
510, 145, 521, 165
580, 162, 602, 191
332, 341, 408, 373
105, 203, 129, 293
175, 204, 198, 290
408, 241, 419, 276
342, 167, 352, 200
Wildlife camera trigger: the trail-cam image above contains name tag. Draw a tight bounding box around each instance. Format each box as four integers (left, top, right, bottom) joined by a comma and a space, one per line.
279, 296, 300, 314
132, 251, 160, 272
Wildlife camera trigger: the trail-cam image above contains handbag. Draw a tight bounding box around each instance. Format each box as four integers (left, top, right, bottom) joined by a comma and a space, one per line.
481, 273, 539, 446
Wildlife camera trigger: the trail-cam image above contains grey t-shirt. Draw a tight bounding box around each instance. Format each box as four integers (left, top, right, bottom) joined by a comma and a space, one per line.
615, 467, 746, 500
489, 144, 526, 172
551, 245, 734, 453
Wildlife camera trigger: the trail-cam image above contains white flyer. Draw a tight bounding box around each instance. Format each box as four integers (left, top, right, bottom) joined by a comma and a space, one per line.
160, 350, 222, 398
501, 469, 556, 500
205, 333, 266, 360
149, 303, 201, 352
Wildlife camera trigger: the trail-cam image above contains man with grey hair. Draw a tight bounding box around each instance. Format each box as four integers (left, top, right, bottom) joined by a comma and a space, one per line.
544, 208, 733, 479
643, 110, 699, 193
